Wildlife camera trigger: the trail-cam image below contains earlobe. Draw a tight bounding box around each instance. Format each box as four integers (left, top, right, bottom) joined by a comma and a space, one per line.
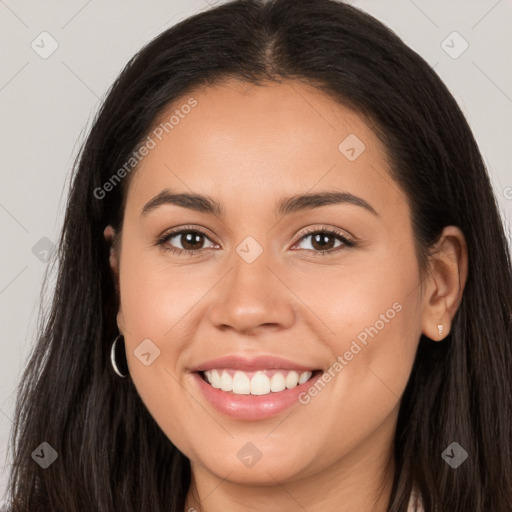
104, 224, 117, 266
116, 310, 125, 336
104, 224, 115, 241
104, 225, 120, 285
104, 225, 124, 333
421, 226, 468, 341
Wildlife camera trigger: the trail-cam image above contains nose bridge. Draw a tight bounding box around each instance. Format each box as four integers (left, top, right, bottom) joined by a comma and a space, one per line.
231, 236, 270, 291
207, 234, 295, 333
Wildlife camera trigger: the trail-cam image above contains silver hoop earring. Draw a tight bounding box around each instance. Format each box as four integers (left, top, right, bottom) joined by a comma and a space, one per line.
111, 334, 128, 378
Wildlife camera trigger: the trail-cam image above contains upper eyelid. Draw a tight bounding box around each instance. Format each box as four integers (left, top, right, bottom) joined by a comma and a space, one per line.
297, 225, 354, 241
161, 226, 216, 244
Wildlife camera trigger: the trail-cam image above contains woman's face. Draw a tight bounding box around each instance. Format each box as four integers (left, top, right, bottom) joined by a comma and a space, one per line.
109, 80, 426, 486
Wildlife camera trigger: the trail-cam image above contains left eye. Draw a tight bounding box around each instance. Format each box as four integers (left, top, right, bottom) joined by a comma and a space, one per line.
158, 229, 215, 254
293, 230, 351, 253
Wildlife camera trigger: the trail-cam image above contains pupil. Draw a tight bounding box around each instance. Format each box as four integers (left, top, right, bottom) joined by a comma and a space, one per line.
183, 232, 202, 250
313, 233, 333, 250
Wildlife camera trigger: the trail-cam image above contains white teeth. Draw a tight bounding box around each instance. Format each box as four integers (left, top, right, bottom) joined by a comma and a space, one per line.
202, 369, 313, 396
250, 372, 271, 395
220, 372, 232, 392
232, 371, 251, 394
270, 373, 286, 392
204, 369, 222, 388
298, 371, 310, 385
285, 370, 299, 389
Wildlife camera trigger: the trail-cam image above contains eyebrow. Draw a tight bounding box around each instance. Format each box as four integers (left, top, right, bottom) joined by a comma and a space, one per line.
141, 189, 378, 217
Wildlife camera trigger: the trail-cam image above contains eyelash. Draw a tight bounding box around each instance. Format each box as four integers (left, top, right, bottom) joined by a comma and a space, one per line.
156, 225, 356, 257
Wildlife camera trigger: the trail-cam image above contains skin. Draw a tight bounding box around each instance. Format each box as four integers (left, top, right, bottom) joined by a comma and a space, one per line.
104, 79, 468, 512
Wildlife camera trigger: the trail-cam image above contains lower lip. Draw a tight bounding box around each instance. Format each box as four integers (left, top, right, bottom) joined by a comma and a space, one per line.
191, 371, 323, 421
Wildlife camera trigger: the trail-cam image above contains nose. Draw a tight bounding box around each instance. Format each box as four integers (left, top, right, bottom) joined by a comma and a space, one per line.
207, 246, 296, 335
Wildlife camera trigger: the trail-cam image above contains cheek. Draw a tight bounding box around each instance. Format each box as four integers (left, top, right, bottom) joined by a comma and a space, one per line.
116, 242, 187, 408
293, 245, 422, 410
118, 242, 202, 344
116, 237, 228, 434
289, 238, 422, 354
286, 260, 422, 468
117, 252, 202, 456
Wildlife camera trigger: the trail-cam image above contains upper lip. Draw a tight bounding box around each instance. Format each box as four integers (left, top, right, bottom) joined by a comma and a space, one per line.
190, 355, 319, 373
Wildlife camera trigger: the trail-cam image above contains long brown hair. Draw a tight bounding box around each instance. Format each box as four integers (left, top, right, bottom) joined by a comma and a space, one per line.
6, 0, 512, 510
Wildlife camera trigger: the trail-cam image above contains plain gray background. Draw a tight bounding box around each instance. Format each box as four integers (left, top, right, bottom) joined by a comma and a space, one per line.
1, 0, 511, 501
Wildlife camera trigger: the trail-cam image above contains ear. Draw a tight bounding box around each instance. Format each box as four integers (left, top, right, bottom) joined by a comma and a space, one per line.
420, 226, 468, 341
104, 225, 124, 333
103, 225, 119, 282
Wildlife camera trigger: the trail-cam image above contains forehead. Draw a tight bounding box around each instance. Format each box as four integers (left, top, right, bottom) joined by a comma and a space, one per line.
124, 79, 405, 222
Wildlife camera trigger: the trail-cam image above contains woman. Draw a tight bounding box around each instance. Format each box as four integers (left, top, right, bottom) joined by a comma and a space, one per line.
4, 0, 511, 511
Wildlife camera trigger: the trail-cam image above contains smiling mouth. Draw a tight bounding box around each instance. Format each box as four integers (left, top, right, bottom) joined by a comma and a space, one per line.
198, 369, 322, 396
